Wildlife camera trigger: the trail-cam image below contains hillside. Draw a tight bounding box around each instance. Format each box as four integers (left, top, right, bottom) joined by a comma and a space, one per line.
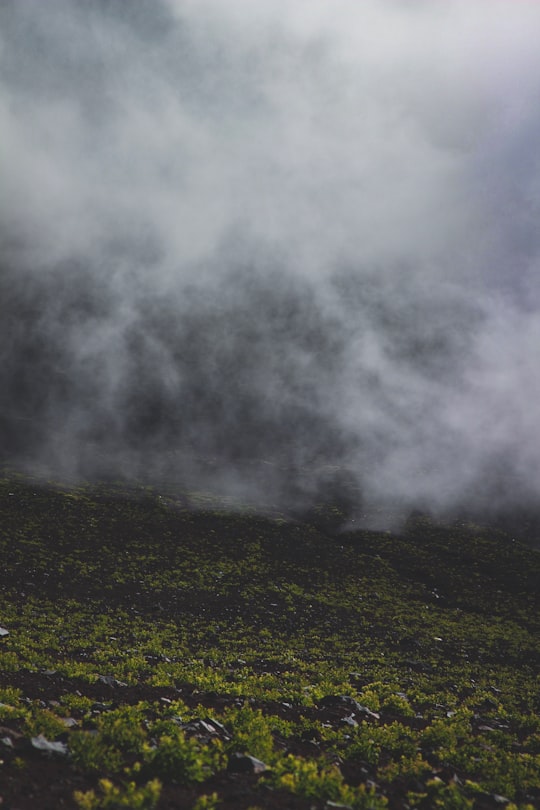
0, 472, 538, 809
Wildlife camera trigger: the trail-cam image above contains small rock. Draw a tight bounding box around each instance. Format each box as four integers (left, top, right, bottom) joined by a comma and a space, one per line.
404, 659, 433, 673
31, 735, 68, 756
91, 702, 112, 712
97, 674, 127, 688
227, 752, 267, 774
0, 627, 9, 638
355, 704, 380, 720
180, 718, 231, 741
319, 695, 380, 720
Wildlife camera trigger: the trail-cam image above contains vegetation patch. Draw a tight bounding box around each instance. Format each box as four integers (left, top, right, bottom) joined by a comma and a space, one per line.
0, 472, 538, 808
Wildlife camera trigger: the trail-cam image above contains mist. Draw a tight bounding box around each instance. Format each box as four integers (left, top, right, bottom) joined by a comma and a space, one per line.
1, 0, 540, 525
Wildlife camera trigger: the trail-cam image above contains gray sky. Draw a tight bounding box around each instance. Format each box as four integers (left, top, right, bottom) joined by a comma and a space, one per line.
1, 0, 540, 516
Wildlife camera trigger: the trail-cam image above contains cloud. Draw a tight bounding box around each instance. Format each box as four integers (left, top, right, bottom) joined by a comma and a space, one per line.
1, 0, 540, 519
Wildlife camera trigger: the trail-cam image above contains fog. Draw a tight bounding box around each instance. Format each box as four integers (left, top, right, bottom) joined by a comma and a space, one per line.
1, 0, 540, 524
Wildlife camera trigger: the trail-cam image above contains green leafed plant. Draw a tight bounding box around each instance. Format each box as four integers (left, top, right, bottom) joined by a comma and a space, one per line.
73, 778, 161, 810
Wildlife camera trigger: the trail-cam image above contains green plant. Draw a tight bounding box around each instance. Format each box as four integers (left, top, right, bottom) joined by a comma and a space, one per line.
222, 704, 275, 762
144, 731, 222, 784
98, 705, 148, 755
268, 755, 354, 802
192, 793, 221, 810
381, 693, 415, 717
73, 778, 161, 809
407, 779, 474, 809
24, 707, 69, 740
70, 732, 124, 774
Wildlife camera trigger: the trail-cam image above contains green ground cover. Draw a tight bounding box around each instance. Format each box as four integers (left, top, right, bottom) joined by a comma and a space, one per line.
0, 472, 538, 809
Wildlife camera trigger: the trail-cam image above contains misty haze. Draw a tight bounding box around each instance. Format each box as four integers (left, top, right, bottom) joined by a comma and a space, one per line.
2, 0, 540, 530
1, 5, 540, 807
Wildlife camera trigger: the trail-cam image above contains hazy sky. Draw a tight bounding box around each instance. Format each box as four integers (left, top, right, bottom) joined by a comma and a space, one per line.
1, 0, 540, 516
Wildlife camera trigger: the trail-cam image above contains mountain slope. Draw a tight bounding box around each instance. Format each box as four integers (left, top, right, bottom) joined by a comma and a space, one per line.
0, 472, 538, 809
